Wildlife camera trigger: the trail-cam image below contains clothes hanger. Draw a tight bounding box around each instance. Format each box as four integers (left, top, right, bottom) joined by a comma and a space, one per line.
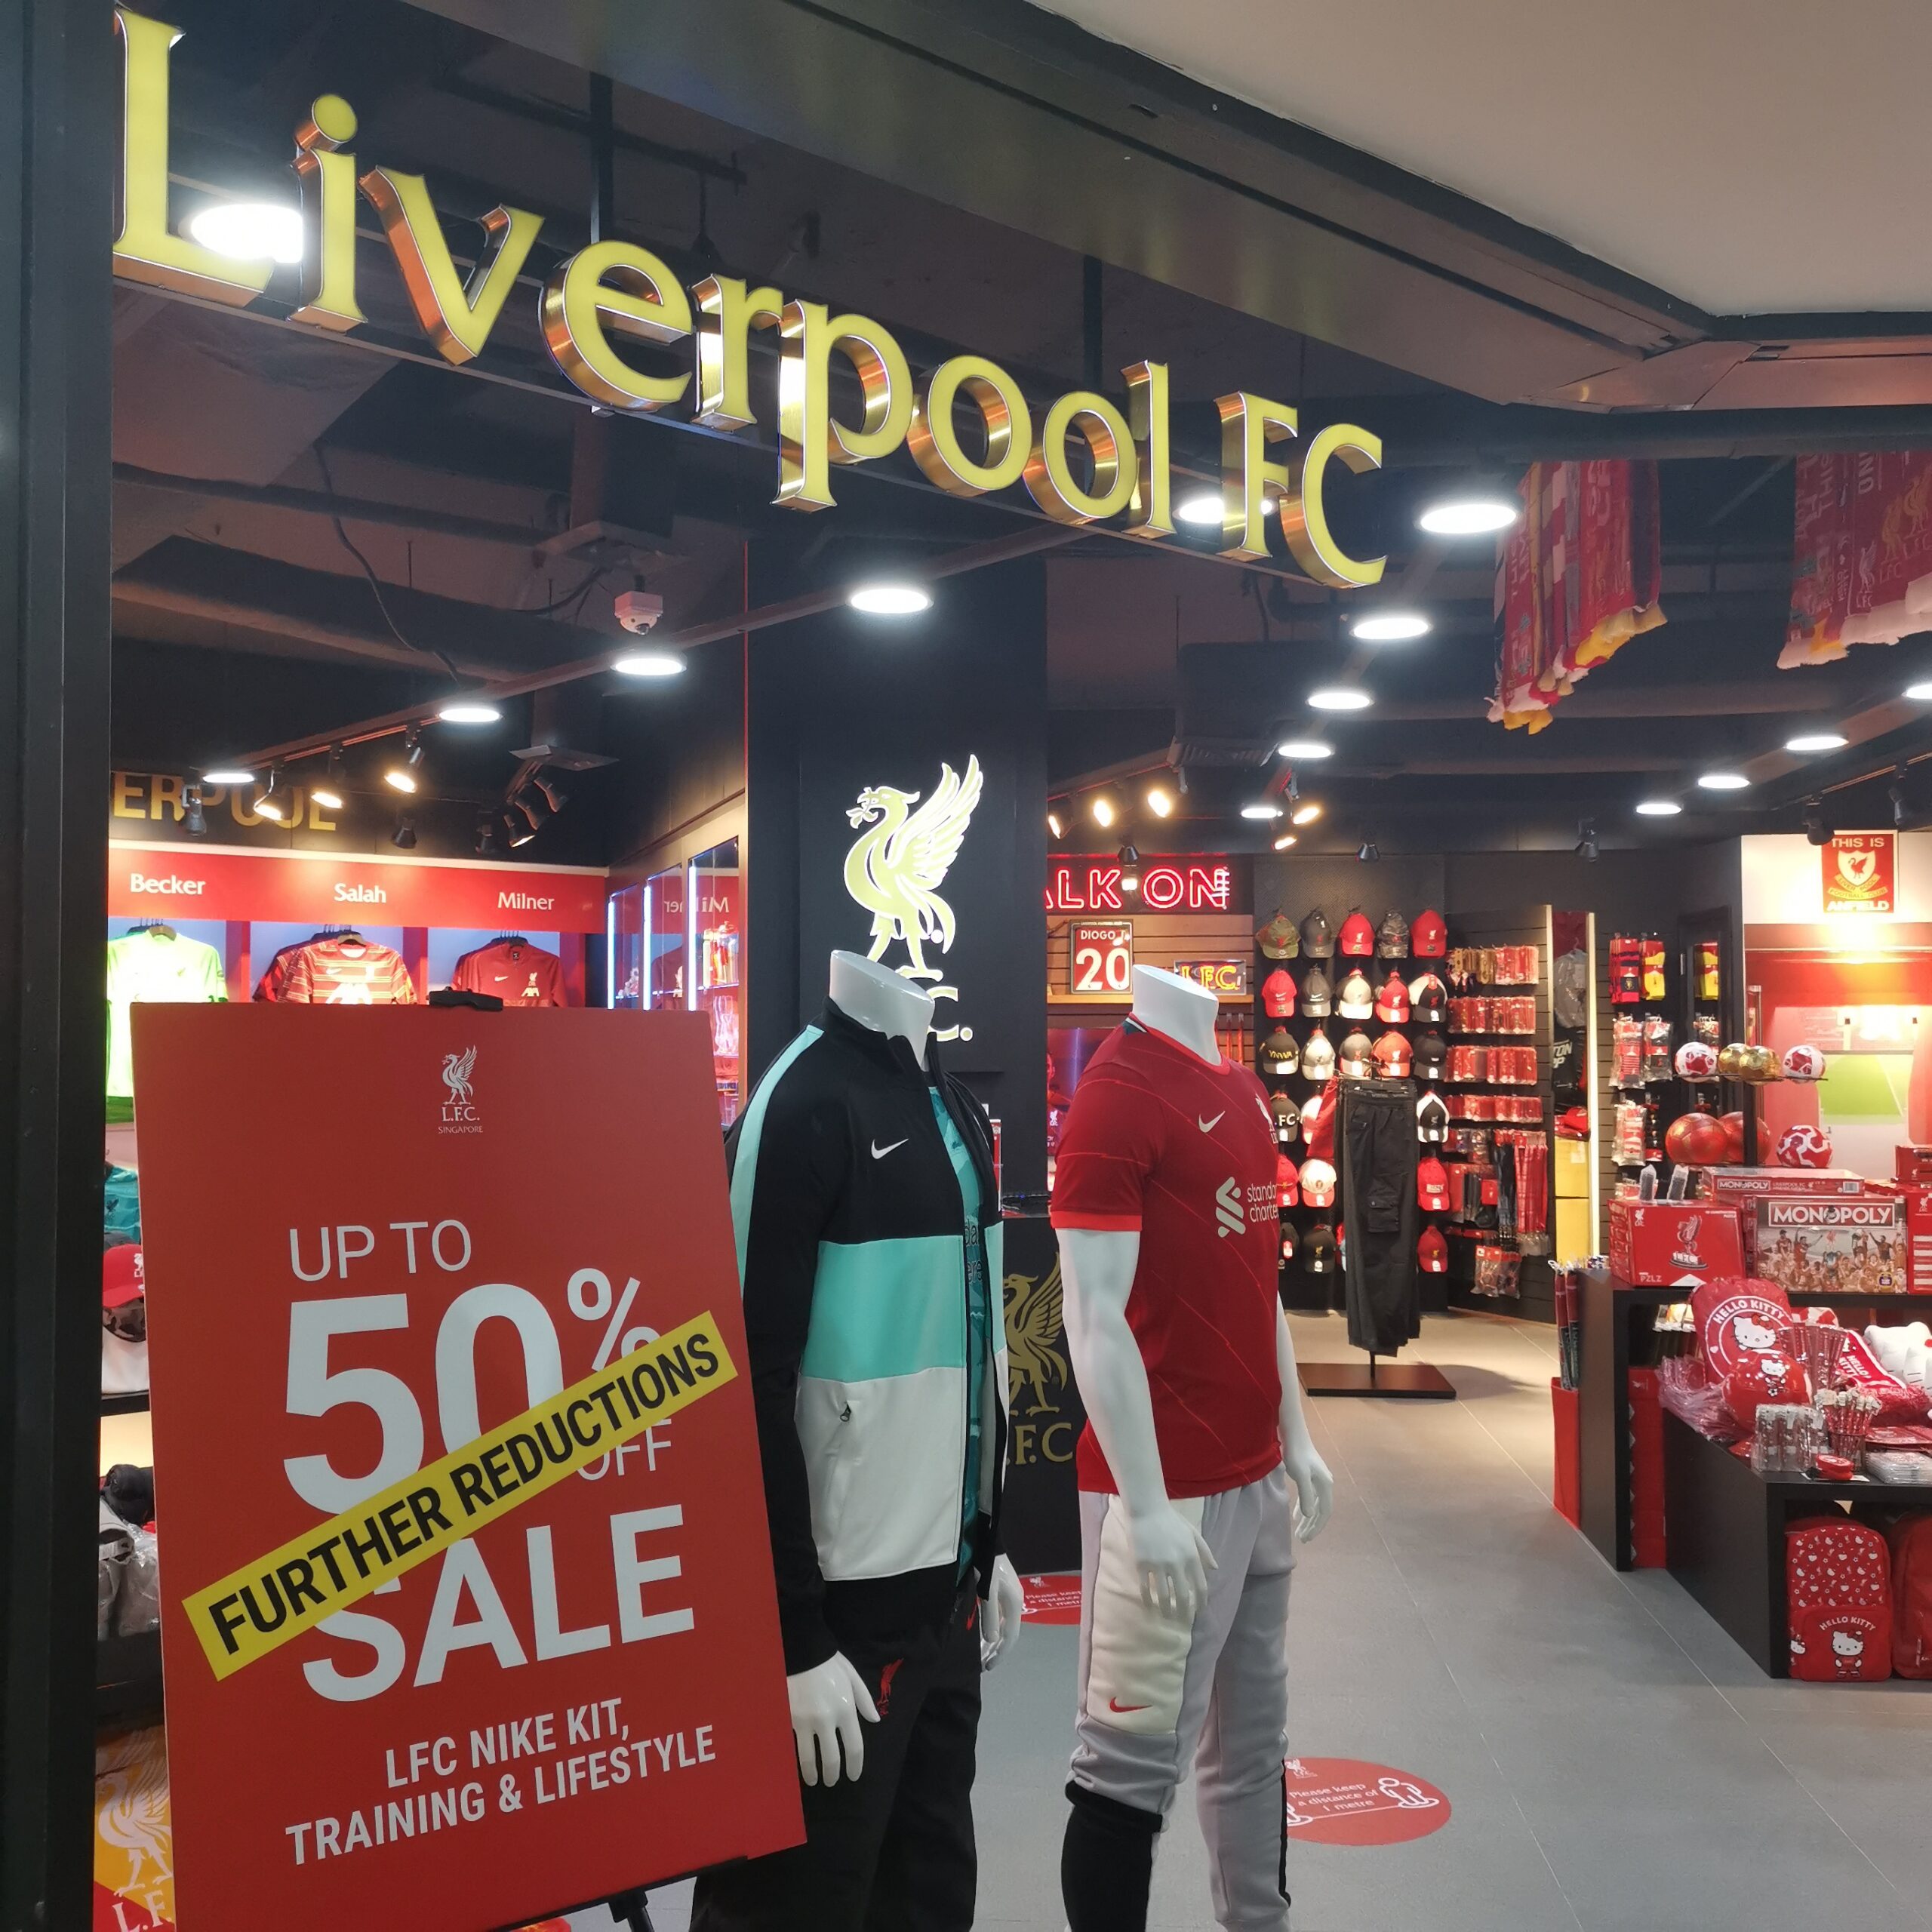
125, 920, 177, 940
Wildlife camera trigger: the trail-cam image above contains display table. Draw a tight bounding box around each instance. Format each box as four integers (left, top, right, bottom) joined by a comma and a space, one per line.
1661, 1411, 1875, 1678
1577, 1272, 1900, 1572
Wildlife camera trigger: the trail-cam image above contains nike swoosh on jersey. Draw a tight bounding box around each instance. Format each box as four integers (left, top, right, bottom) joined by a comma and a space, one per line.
871, 1138, 909, 1159
1107, 1697, 1149, 1714
1198, 1112, 1225, 1132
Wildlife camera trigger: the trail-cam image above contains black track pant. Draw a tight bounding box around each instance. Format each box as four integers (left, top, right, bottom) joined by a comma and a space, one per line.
1340, 1078, 1420, 1355
689, 1588, 980, 1932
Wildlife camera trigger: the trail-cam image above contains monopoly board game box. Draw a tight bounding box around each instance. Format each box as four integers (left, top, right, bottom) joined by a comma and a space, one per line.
1752, 1195, 1911, 1294
1702, 1167, 1871, 1204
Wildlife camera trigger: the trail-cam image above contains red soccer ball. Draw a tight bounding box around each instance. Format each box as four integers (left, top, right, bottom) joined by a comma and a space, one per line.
1719, 1112, 1746, 1163
1777, 1123, 1834, 1169
1665, 1110, 1730, 1168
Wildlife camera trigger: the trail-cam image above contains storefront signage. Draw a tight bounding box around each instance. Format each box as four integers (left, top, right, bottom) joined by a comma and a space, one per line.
1046, 859, 1233, 913
132, 1008, 800, 1930
108, 840, 605, 931
1068, 921, 1134, 995
1822, 831, 1897, 915
112, 8, 1386, 578
1173, 958, 1249, 995
840, 755, 982, 1041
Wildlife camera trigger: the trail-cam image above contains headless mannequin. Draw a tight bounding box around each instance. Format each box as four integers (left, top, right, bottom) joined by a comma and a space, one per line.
1060, 966, 1333, 1628
786, 951, 1024, 1790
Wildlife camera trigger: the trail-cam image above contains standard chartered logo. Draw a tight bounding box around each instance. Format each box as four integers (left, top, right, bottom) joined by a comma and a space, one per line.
1214, 1177, 1244, 1239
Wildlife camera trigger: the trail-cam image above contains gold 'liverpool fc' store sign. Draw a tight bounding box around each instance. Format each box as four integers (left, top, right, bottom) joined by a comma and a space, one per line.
112, 6, 1389, 586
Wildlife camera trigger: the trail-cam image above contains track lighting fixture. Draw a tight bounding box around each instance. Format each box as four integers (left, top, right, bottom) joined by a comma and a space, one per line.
384, 729, 426, 795
1091, 794, 1117, 829
506, 810, 537, 850
1890, 765, 1911, 830
1801, 796, 1831, 847
391, 814, 417, 851
1117, 845, 1142, 895
1046, 805, 1066, 841
182, 783, 206, 838
1272, 832, 1297, 851
475, 813, 503, 858
255, 764, 291, 822
1575, 818, 1599, 863
201, 765, 254, 786
1357, 838, 1381, 863
311, 745, 346, 812
1145, 785, 1174, 819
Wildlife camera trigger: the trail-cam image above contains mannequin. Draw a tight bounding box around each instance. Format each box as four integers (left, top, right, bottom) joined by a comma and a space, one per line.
691, 950, 1020, 1932
1054, 966, 1332, 1932
791, 952, 1026, 1780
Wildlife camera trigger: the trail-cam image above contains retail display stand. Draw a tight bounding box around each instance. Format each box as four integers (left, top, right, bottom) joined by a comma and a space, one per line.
1298, 1358, 1457, 1399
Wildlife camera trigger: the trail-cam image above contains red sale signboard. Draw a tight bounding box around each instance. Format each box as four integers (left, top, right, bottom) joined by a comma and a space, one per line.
133, 1007, 800, 1931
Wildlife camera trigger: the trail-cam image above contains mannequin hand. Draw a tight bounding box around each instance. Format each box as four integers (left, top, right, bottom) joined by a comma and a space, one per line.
1285, 1442, 1334, 1543
786, 1652, 878, 1788
1124, 1501, 1215, 1623
980, 1556, 1025, 1671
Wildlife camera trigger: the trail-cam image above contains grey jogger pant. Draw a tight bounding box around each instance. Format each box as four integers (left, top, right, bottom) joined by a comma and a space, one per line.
1069, 1466, 1297, 1931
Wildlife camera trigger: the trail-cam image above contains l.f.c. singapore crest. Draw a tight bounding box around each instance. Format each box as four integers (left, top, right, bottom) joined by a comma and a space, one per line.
841, 756, 983, 982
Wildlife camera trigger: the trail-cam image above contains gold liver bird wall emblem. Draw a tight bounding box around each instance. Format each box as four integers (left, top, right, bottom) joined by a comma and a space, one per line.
842, 756, 983, 982
1003, 1259, 1067, 1415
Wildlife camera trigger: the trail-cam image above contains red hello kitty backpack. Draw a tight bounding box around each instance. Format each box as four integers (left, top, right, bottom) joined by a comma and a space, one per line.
1786, 1516, 1892, 1683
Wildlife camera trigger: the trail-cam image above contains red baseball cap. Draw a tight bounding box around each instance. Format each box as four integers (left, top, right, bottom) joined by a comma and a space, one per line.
1417, 1157, 1451, 1213
1417, 1226, 1448, 1273
1338, 911, 1376, 957
1373, 1030, 1411, 1077
1261, 968, 1297, 1018
1411, 909, 1447, 958
1276, 1154, 1300, 1210
103, 1244, 146, 1309
1374, 974, 1410, 1023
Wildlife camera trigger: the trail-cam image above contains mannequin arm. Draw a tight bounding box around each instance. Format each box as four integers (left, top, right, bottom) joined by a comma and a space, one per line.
1275, 1306, 1334, 1541
980, 1555, 1025, 1669
1060, 1228, 1214, 1621
787, 1653, 878, 1787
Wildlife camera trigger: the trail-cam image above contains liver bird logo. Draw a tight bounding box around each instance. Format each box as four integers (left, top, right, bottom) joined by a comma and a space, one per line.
842, 756, 983, 980
441, 1045, 477, 1103
1003, 1260, 1067, 1414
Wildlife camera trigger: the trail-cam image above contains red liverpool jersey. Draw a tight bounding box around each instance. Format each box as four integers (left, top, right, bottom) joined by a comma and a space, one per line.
278, 936, 418, 1005
452, 937, 568, 1008
1051, 1020, 1284, 1497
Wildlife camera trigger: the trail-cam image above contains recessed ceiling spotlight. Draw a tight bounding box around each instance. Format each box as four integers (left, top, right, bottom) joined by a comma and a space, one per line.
201, 765, 254, 786
1272, 831, 1297, 851
185, 201, 303, 264
1174, 490, 1222, 527
1697, 771, 1751, 791
1786, 731, 1847, 753
1145, 784, 1174, 818
1240, 801, 1284, 820
1906, 681, 1932, 701
1308, 688, 1372, 711
612, 648, 686, 678
1347, 612, 1430, 643
1634, 798, 1682, 817
1275, 738, 1334, 760
848, 583, 932, 616
438, 700, 503, 725
1291, 801, 1323, 826
1417, 494, 1519, 537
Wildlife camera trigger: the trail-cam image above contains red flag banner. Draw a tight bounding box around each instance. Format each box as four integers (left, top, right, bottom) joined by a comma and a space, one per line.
1491, 460, 1665, 732
1783, 451, 1932, 667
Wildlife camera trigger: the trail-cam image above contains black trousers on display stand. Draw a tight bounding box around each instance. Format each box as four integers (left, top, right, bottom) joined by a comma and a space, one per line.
1300, 1080, 1454, 1401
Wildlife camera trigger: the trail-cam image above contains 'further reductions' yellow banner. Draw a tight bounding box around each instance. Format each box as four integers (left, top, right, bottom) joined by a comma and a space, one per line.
183, 1313, 736, 1679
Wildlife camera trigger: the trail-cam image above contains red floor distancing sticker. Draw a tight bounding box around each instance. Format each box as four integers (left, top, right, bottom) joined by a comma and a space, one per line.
1021, 1573, 1083, 1623
1281, 1758, 1451, 1845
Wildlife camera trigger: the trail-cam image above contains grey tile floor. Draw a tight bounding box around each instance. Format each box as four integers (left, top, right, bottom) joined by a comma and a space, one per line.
590, 1310, 1932, 1932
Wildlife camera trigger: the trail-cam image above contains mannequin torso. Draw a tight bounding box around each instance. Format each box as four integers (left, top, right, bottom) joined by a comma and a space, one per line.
828, 950, 934, 1066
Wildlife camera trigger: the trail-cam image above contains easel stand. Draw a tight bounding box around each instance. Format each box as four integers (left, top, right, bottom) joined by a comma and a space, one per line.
610, 1889, 658, 1930
1300, 1353, 1456, 1400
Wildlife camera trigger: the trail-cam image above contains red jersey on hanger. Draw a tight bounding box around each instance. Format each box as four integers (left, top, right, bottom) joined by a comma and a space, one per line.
452, 937, 568, 1008
278, 936, 418, 1005
1050, 1020, 1284, 1499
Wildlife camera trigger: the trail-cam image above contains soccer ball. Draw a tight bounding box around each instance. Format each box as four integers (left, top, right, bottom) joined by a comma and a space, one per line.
1782, 1043, 1828, 1083
1776, 1123, 1833, 1169
1675, 1041, 1719, 1081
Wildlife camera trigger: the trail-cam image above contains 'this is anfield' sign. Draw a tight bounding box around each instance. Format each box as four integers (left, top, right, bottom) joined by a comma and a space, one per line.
1822, 831, 1896, 915
133, 1008, 799, 1932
